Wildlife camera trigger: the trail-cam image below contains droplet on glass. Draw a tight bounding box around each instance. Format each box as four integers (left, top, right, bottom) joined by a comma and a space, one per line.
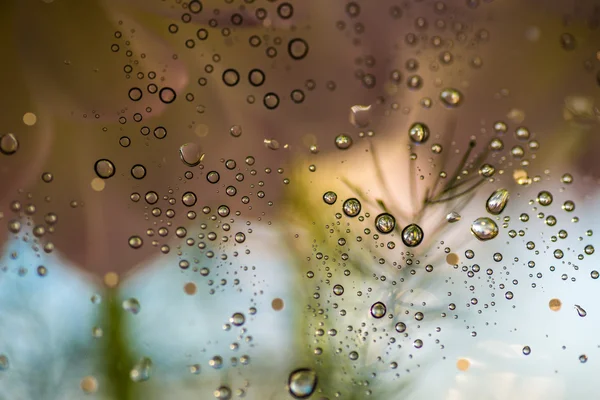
323, 191, 337, 205
439, 88, 462, 107
470, 217, 499, 241
334, 134, 353, 150
349, 105, 372, 128
128, 235, 143, 249
288, 368, 317, 399
179, 143, 204, 166
230, 312, 245, 326
375, 213, 396, 234
409, 122, 429, 144
123, 298, 141, 314
522, 346, 531, 355
402, 223, 424, 247
537, 190, 553, 206
342, 198, 361, 217
182, 192, 197, 207
574, 304, 587, 317
94, 159, 116, 179
230, 125, 242, 137
446, 211, 461, 223
486, 188, 510, 215
130, 357, 152, 382
288, 38, 309, 60
159, 87, 176, 104
131, 164, 147, 179
370, 301, 387, 318
0, 133, 19, 155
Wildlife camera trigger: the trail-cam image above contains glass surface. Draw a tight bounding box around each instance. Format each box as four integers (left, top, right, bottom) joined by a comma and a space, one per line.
1, 0, 600, 399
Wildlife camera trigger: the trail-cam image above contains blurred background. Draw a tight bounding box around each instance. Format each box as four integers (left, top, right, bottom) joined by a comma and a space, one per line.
0, 0, 600, 399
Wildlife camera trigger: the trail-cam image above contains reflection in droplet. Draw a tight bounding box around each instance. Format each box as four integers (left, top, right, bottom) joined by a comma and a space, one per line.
179, 143, 204, 166
342, 198, 361, 217
470, 217, 499, 241
402, 224, 424, 247
130, 357, 152, 382
409, 122, 429, 144
94, 159, 116, 179
574, 304, 587, 317
323, 191, 337, 205
0, 133, 19, 155
439, 88, 463, 107
370, 301, 387, 318
375, 213, 396, 234
486, 188, 509, 215
335, 134, 353, 150
288, 368, 317, 399
123, 298, 141, 314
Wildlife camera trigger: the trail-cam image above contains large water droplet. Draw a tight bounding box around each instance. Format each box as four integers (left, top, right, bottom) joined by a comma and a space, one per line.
94, 159, 116, 179
342, 198, 361, 217
0, 133, 19, 155
470, 217, 499, 241
486, 188, 510, 215
402, 224, 424, 247
409, 122, 429, 144
179, 143, 204, 166
375, 213, 395, 234
439, 88, 463, 107
370, 301, 387, 318
288, 368, 317, 399
349, 104, 372, 128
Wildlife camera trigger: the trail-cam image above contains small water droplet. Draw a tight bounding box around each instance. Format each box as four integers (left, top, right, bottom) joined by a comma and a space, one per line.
230, 312, 245, 326
349, 104, 372, 128
342, 198, 361, 217
323, 191, 337, 205
439, 88, 463, 107
537, 191, 553, 206
130, 357, 152, 382
128, 235, 143, 249
446, 211, 461, 223
335, 134, 353, 150
123, 298, 141, 314
94, 159, 116, 179
522, 346, 531, 355
574, 304, 587, 317
0, 133, 19, 155
375, 213, 396, 234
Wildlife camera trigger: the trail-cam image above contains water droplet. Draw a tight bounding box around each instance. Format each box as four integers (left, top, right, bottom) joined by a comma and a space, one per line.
574, 304, 587, 317
323, 191, 337, 205
471, 218, 498, 241
409, 122, 429, 144
522, 346, 531, 355
370, 301, 387, 318
207, 171, 220, 184
335, 134, 353, 150
342, 198, 361, 217
179, 143, 204, 166
264, 138, 280, 150
402, 223, 424, 247
123, 298, 141, 314
486, 188, 510, 215
579, 354, 588, 363
375, 213, 396, 234
230, 312, 245, 326
505, 291, 514, 300
537, 191, 553, 206
348, 351, 359, 360
333, 284, 344, 296
189, 364, 201, 374
263, 93, 280, 110
0, 133, 19, 155
130, 357, 152, 382
439, 88, 462, 107
515, 126, 530, 140
395, 322, 406, 333
94, 159, 116, 179
131, 164, 147, 179
214, 386, 232, 400
288, 38, 309, 60
128, 87, 143, 101
128, 235, 143, 249
159, 87, 176, 104
182, 192, 197, 206
446, 211, 461, 223
288, 368, 317, 399
349, 105, 372, 128
222, 69, 240, 86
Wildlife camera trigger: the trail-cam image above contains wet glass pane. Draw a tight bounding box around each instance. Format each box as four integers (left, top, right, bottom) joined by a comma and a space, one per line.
1, 0, 600, 399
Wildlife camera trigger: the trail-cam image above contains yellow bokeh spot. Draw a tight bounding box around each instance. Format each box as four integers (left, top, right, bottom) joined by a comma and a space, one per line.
272, 298, 284, 311
104, 272, 119, 288
456, 358, 470, 371
91, 178, 105, 192
184, 282, 197, 295
80, 376, 98, 394
23, 112, 37, 126
549, 298, 562, 311
446, 253, 460, 266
